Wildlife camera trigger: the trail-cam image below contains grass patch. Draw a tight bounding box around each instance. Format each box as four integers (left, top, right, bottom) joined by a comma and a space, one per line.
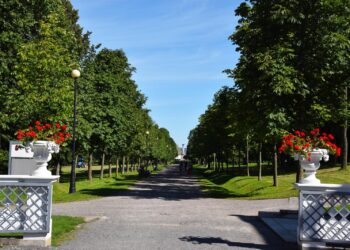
194, 164, 350, 200
0, 215, 84, 247
53, 164, 164, 203
0, 233, 22, 238
51, 215, 85, 246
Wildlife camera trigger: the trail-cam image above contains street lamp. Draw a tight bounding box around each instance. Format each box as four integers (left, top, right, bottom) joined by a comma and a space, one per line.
145, 130, 149, 166
69, 69, 80, 194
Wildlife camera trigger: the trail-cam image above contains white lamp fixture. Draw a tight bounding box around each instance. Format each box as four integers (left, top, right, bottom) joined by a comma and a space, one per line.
71, 69, 81, 78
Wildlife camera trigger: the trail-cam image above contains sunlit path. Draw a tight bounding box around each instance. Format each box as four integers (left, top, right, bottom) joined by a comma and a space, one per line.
48, 165, 297, 250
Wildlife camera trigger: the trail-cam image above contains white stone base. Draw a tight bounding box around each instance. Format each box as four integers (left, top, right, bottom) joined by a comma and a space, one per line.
19, 219, 52, 247
301, 242, 328, 249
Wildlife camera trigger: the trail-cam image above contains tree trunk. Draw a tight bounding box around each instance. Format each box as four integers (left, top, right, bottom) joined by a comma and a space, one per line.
273, 144, 278, 187
126, 157, 130, 172
108, 157, 112, 177
296, 161, 303, 183
232, 155, 235, 175
88, 152, 93, 181
258, 142, 262, 181
138, 157, 141, 171
100, 152, 105, 179
122, 156, 125, 174
213, 154, 216, 171
238, 148, 241, 168
246, 135, 250, 176
116, 158, 119, 177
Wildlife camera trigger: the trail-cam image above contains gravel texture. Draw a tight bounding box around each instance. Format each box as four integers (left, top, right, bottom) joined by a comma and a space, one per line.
6, 165, 299, 250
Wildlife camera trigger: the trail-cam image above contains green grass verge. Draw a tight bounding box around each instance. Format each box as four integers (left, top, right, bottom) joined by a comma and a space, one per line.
52, 215, 85, 246
53, 164, 165, 203
0, 215, 84, 247
194, 164, 350, 200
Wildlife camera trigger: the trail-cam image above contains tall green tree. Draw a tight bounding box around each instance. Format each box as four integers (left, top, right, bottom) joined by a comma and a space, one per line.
0, 0, 89, 170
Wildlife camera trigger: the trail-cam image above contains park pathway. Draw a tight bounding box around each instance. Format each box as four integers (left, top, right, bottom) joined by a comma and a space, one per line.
44, 165, 297, 249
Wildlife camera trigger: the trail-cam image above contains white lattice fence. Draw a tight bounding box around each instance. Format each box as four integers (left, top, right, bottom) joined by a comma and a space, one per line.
296, 183, 350, 248
0, 184, 51, 233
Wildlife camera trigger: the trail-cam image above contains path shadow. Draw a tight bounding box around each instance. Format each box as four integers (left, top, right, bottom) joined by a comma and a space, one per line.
179, 236, 277, 249
179, 214, 297, 249
80, 164, 207, 201
228, 214, 297, 249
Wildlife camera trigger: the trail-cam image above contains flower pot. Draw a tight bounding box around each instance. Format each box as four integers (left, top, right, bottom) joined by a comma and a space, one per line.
30, 141, 59, 177
298, 149, 328, 185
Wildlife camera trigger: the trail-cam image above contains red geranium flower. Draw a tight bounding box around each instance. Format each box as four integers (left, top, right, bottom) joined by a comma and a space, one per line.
15, 121, 71, 145
336, 148, 341, 157
279, 128, 340, 158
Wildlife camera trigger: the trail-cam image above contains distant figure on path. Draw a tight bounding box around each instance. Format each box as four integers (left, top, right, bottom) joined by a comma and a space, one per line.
187, 160, 192, 175
184, 160, 188, 173
179, 161, 184, 174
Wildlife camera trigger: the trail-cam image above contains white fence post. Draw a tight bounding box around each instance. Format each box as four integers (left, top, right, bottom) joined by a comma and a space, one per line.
0, 175, 59, 247
295, 183, 350, 249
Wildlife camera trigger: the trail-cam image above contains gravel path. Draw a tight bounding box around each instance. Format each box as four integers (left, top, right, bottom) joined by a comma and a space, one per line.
8, 164, 299, 249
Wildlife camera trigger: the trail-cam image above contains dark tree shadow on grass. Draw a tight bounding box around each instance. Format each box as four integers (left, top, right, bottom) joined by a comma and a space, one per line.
57, 168, 143, 183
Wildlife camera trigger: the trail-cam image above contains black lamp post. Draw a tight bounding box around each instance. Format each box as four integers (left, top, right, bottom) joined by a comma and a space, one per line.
145, 130, 149, 166
69, 69, 80, 194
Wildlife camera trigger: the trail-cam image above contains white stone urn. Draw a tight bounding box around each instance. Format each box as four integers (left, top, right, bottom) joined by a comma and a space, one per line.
28, 141, 60, 177
295, 149, 329, 185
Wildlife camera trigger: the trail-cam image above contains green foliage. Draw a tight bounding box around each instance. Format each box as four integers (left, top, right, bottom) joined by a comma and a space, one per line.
11, 11, 76, 124
188, 0, 350, 168
0, 1, 177, 177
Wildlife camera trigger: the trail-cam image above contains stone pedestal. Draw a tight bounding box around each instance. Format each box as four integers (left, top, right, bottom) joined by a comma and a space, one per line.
295, 183, 350, 249
0, 175, 59, 247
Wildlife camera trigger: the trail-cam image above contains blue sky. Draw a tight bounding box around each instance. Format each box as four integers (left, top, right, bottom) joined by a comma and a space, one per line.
71, 0, 240, 146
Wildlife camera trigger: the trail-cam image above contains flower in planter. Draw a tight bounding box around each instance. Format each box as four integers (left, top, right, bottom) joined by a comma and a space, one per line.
15, 121, 71, 146
278, 128, 341, 160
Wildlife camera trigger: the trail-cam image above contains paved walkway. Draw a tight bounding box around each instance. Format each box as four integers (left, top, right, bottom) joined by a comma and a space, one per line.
9, 165, 299, 249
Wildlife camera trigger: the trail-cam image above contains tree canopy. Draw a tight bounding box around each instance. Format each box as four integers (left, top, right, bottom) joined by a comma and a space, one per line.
187, 0, 350, 180
0, 0, 177, 174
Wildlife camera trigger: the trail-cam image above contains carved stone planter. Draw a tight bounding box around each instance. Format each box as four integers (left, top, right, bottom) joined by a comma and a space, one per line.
295, 149, 328, 184
29, 141, 59, 177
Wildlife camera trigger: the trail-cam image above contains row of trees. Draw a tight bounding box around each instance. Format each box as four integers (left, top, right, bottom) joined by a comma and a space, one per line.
187, 0, 350, 185
0, 0, 178, 178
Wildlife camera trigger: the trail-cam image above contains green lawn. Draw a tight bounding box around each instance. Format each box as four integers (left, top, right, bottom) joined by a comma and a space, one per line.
53, 164, 164, 203
52, 215, 85, 246
194, 164, 350, 199
0, 215, 85, 247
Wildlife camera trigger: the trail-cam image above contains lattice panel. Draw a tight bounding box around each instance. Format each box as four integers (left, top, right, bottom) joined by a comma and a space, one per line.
300, 192, 350, 243
0, 185, 50, 233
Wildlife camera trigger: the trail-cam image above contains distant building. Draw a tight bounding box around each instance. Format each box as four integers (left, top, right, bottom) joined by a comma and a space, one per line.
175, 144, 186, 161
